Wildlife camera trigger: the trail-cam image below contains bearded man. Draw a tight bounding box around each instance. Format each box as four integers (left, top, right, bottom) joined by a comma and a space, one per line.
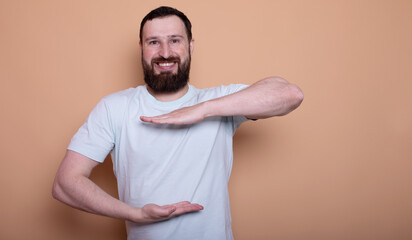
52, 6, 303, 240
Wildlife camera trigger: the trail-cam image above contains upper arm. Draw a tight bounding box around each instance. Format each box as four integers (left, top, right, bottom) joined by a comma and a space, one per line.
52, 150, 100, 200
56, 150, 100, 179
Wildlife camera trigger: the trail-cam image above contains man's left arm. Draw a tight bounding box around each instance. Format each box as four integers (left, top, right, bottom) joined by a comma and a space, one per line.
140, 76, 304, 125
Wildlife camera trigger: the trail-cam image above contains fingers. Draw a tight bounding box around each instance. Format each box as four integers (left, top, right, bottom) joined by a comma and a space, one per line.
140, 116, 154, 123
140, 104, 206, 125
140, 115, 170, 124
142, 201, 203, 223
140, 201, 203, 224
140, 113, 203, 125
140, 112, 181, 124
169, 201, 204, 217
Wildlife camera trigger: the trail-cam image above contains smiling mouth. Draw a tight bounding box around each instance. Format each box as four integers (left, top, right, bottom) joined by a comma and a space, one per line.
153, 58, 180, 72
157, 62, 176, 67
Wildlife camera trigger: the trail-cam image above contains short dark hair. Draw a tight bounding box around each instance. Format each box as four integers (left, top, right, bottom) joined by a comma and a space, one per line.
139, 6, 192, 42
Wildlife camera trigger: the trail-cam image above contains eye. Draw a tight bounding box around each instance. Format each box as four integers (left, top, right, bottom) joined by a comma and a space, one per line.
148, 40, 159, 45
170, 39, 180, 44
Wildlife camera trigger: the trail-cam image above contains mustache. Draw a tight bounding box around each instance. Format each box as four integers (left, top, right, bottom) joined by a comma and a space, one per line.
151, 56, 181, 64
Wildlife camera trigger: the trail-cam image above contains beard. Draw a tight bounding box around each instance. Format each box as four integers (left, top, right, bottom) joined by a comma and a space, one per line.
142, 55, 191, 93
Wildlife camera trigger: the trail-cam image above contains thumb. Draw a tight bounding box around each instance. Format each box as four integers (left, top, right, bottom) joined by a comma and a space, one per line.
158, 205, 177, 217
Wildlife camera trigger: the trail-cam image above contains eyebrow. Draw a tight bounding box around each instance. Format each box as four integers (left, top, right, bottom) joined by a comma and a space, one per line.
144, 35, 185, 42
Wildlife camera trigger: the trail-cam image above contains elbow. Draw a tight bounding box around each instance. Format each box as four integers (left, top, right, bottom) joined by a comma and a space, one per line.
52, 175, 66, 202
288, 84, 304, 111
267, 76, 304, 116
52, 178, 61, 200
279, 84, 303, 116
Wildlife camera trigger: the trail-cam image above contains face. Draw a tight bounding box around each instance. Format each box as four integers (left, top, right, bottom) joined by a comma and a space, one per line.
140, 15, 194, 93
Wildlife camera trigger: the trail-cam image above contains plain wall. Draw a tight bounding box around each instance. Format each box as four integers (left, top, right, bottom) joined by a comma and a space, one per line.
1, 0, 411, 239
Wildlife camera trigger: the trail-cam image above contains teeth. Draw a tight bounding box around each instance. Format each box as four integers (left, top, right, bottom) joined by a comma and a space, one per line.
158, 62, 174, 67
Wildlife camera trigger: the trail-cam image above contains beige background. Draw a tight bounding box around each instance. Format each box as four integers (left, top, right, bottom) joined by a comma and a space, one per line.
1, 0, 411, 239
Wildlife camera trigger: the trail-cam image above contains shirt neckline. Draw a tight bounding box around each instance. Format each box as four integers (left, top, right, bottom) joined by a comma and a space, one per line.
143, 85, 195, 108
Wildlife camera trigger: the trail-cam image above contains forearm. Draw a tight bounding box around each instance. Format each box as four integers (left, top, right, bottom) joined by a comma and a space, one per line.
52, 151, 203, 223
53, 173, 203, 223
139, 77, 303, 125
52, 171, 138, 222
204, 77, 304, 119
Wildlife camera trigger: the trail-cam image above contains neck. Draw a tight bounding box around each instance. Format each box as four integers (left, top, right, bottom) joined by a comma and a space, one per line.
146, 84, 189, 102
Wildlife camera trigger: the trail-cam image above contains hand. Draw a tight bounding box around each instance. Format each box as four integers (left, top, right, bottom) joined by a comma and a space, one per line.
140, 103, 208, 125
136, 201, 204, 224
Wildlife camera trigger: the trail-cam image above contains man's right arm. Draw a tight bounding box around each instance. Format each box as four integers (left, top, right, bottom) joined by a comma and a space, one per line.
52, 150, 203, 224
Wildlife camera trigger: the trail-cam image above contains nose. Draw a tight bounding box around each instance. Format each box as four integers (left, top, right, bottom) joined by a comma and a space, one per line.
159, 42, 171, 59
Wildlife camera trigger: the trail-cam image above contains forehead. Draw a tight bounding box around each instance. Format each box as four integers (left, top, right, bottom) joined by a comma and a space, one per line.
142, 15, 187, 40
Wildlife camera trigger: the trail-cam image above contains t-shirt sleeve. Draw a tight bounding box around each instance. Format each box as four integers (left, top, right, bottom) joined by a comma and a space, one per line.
67, 98, 115, 163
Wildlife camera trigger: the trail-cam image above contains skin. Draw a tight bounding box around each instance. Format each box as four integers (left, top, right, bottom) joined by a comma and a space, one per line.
52, 14, 304, 225
138, 17, 303, 123
140, 76, 304, 124
52, 150, 203, 224
140, 15, 194, 102
52, 16, 202, 224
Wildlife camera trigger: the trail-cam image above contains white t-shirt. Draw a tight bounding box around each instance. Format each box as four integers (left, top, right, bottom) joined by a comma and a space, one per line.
68, 84, 249, 240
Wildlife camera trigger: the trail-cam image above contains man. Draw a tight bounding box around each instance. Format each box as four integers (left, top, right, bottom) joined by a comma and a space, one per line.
52, 6, 303, 240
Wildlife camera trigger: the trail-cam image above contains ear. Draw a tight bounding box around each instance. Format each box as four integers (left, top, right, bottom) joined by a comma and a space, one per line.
139, 41, 144, 57
189, 39, 194, 55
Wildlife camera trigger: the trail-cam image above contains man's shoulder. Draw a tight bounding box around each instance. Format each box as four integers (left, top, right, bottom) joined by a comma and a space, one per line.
100, 85, 148, 105
93, 86, 145, 117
